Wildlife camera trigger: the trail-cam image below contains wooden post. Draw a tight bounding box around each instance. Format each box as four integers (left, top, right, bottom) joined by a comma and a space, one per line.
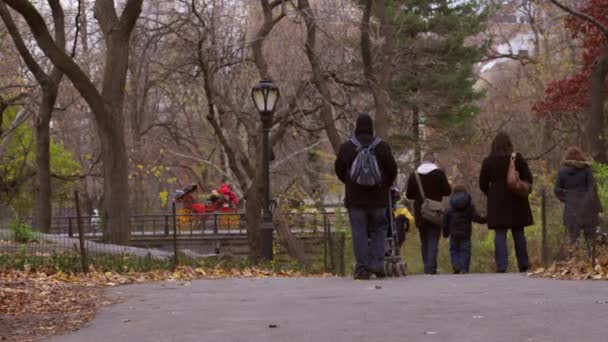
74, 191, 89, 273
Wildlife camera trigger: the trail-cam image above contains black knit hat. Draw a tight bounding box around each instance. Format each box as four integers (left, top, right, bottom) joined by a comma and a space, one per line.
354, 113, 373, 135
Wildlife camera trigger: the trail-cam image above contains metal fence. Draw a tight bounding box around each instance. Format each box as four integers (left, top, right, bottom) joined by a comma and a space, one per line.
0, 204, 348, 274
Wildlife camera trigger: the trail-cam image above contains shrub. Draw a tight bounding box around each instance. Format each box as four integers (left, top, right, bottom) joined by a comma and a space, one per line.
10, 219, 39, 243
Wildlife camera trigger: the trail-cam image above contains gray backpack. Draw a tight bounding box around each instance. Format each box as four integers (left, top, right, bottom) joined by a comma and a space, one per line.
349, 137, 383, 187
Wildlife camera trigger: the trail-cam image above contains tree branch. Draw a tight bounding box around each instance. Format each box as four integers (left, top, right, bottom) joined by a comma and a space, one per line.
93, 0, 118, 35
119, 0, 143, 34
549, 0, 608, 36
3, 0, 110, 125
0, 2, 47, 84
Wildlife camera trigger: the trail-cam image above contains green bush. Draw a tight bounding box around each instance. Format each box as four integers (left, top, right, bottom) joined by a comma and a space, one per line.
9, 219, 39, 243
593, 162, 608, 210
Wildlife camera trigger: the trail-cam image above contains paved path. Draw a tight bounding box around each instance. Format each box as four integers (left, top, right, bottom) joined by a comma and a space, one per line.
50, 274, 608, 342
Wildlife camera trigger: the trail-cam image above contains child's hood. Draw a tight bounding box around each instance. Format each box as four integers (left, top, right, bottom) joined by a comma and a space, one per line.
450, 191, 471, 211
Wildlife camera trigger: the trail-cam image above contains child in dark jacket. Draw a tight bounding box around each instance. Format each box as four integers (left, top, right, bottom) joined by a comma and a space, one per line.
443, 186, 486, 274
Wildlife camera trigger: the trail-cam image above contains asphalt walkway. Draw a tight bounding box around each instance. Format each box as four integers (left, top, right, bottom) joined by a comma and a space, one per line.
49, 274, 608, 342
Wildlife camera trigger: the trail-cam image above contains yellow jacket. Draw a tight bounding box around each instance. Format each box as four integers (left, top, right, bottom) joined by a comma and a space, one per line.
394, 206, 415, 230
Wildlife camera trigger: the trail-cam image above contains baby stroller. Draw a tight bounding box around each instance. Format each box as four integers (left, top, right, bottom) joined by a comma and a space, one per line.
384, 187, 408, 277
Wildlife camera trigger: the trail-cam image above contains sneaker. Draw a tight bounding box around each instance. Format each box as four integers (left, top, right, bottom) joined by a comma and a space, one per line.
371, 268, 386, 279
453, 269, 461, 274
519, 267, 529, 273
354, 270, 371, 280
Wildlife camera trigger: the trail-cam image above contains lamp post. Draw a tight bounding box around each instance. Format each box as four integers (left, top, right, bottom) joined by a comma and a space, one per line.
251, 79, 280, 261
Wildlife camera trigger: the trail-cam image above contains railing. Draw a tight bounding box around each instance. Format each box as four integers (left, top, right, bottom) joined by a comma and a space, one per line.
40, 210, 349, 238
4, 210, 350, 274
42, 212, 247, 238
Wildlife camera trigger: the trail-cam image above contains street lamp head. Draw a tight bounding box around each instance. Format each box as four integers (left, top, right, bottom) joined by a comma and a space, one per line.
251, 79, 280, 116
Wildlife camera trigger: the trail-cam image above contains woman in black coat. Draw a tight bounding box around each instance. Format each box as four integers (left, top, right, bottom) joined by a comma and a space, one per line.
479, 132, 533, 273
554, 146, 602, 254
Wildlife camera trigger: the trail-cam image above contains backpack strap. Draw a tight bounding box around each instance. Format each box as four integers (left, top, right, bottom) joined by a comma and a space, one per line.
350, 137, 382, 151
349, 137, 363, 151
414, 172, 427, 200
368, 137, 382, 150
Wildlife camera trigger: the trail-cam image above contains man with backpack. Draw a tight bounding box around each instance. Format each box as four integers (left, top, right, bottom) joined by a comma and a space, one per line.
406, 154, 451, 274
335, 113, 398, 280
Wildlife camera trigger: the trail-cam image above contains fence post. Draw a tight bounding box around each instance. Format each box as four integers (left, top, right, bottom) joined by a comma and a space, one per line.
541, 187, 548, 266
213, 213, 218, 234
591, 229, 597, 270
68, 217, 73, 238
164, 215, 169, 236
172, 201, 178, 270
328, 228, 335, 274
323, 216, 328, 272
74, 191, 89, 273
338, 231, 345, 276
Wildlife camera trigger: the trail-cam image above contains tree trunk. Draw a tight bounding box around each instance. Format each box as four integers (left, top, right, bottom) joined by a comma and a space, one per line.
245, 184, 262, 262
0, 1, 65, 234
3, 0, 143, 245
588, 50, 608, 163
132, 138, 145, 214
413, 106, 422, 165
273, 211, 311, 266
360, 0, 393, 139
35, 87, 57, 233
299, 0, 341, 154
374, 0, 394, 140
95, 25, 137, 243
99, 125, 130, 242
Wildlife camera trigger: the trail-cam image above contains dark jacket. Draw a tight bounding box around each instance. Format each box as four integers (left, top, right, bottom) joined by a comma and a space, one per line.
334, 114, 398, 209
554, 160, 602, 228
479, 153, 533, 229
406, 164, 451, 228
443, 191, 486, 239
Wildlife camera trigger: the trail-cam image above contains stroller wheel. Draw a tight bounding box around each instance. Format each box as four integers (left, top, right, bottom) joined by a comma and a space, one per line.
384, 262, 393, 277
393, 263, 401, 278
389, 262, 399, 277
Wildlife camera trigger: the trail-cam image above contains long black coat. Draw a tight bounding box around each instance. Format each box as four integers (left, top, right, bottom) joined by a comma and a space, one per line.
554, 160, 602, 228
479, 154, 534, 229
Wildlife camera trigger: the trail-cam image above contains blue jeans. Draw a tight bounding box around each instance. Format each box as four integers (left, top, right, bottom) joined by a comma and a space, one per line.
419, 223, 440, 274
494, 227, 530, 272
450, 238, 471, 273
348, 207, 388, 275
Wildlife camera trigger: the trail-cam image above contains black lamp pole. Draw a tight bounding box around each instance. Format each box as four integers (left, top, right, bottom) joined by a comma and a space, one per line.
251, 80, 280, 261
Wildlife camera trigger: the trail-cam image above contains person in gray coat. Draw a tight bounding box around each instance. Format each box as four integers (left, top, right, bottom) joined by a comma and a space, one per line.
554, 146, 603, 254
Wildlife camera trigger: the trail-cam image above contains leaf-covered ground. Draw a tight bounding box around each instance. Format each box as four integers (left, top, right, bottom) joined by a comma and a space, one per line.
530, 257, 608, 280
529, 246, 608, 280
0, 266, 317, 341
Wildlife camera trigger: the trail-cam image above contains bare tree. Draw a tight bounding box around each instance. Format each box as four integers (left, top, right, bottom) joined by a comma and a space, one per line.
0, 0, 66, 233
2, 0, 143, 243
297, 0, 341, 154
